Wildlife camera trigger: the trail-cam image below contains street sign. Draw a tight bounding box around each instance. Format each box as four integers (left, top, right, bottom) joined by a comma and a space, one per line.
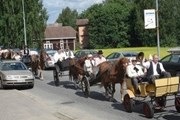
144, 9, 156, 29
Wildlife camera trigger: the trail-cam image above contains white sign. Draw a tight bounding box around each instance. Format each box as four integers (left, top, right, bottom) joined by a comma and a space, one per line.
144, 9, 156, 29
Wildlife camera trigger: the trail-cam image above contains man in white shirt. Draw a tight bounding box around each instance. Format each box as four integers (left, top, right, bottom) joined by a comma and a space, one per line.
94, 50, 106, 66
12, 52, 21, 61
53, 49, 66, 72
84, 54, 95, 77
126, 59, 145, 94
65, 48, 75, 59
141, 54, 171, 84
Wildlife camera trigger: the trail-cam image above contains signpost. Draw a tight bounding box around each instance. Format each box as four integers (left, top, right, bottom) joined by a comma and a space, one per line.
144, 0, 160, 58
144, 9, 156, 29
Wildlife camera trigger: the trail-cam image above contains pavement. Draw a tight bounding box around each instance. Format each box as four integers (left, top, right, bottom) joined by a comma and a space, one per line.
0, 89, 67, 120
0, 89, 103, 120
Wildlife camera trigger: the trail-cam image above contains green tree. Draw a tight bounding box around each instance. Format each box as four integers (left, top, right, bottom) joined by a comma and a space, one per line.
56, 7, 78, 29
0, 0, 48, 48
80, 0, 133, 48
131, 0, 180, 47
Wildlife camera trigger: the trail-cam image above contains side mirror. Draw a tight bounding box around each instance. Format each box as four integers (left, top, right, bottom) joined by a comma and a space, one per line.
28, 67, 32, 71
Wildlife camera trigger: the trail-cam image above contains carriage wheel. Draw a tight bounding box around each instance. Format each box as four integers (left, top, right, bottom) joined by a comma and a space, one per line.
53, 69, 60, 86
175, 96, 180, 112
81, 76, 90, 96
155, 96, 167, 109
143, 102, 154, 118
123, 94, 134, 112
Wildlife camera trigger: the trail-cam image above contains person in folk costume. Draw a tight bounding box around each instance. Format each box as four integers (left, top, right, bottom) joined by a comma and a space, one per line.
92, 50, 107, 83
126, 59, 145, 94
24, 45, 30, 56
53, 49, 66, 72
65, 47, 75, 59
141, 54, 171, 84
94, 50, 106, 66
12, 52, 21, 61
84, 54, 95, 77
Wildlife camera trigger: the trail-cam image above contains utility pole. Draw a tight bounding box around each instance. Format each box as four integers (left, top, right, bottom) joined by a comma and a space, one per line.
156, 0, 160, 58
22, 0, 27, 47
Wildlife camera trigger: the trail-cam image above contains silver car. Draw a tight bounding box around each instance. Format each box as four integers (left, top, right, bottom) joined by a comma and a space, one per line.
106, 51, 138, 63
44, 50, 57, 69
0, 60, 34, 88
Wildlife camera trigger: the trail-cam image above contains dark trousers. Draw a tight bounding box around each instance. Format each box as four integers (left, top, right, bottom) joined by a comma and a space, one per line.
131, 77, 139, 91
55, 60, 63, 72
131, 76, 145, 91
147, 72, 171, 84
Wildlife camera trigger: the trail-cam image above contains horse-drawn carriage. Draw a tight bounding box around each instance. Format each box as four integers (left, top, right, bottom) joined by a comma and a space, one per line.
53, 57, 97, 96
123, 76, 180, 118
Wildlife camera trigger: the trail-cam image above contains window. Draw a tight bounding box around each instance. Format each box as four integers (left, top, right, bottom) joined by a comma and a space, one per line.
170, 55, 179, 63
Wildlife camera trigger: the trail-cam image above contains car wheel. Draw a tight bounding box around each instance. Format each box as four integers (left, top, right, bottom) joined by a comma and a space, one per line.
29, 84, 34, 89
0, 79, 5, 89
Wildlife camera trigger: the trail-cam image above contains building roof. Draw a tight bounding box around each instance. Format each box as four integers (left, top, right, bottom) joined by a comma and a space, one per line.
44, 23, 76, 39
76, 19, 89, 26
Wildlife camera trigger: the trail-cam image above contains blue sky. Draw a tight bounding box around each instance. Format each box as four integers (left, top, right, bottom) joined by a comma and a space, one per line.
42, 0, 105, 24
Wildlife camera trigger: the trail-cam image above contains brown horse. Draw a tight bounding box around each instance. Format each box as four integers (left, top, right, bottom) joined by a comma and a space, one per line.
69, 57, 87, 87
1, 49, 15, 60
98, 57, 129, 101
30, 55, 42, 79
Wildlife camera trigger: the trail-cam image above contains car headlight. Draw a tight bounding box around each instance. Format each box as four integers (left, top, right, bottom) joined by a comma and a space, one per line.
4, 75, 14, 80
27, 74, 34, 79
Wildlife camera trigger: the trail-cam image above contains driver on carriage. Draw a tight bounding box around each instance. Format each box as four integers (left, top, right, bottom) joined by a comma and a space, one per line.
126, 58, 145, 94
65, 47, 75, 59
83, 50, 107, 85
84, 54, 95, 77
53, 49, 67, 72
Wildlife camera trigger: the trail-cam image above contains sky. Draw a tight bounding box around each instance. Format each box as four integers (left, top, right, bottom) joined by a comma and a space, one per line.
42, 0, 105, 24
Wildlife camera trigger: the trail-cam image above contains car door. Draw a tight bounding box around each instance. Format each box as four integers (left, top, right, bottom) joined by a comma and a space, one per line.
161, 54, 180, 76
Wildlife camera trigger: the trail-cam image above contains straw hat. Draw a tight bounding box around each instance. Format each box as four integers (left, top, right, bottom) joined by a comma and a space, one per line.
87, 54, 93, 58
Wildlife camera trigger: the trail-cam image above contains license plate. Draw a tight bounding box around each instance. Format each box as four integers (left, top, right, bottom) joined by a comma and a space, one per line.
17, 79, 25, 82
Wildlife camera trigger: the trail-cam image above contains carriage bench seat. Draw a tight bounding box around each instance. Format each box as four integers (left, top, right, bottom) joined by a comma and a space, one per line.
155, 76, 179, 97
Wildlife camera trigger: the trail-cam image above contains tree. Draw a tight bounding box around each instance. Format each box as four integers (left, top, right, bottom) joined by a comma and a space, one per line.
80, 0, 133, 48
56, 7, 78, 29
0, 0, 48, 49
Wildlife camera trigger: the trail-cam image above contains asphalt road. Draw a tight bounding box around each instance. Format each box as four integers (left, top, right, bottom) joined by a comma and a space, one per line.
17, 70, 180, 120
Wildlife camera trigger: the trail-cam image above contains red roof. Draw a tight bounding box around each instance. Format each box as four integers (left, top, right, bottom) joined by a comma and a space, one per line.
45, 23, 76, 39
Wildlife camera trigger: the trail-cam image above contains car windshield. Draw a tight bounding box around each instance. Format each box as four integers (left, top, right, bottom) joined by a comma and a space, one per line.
46, 51, 56, 56
0, 62, 27, 70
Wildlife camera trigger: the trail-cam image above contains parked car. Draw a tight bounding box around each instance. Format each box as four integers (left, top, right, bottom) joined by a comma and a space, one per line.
106, 51, 138, 63
0, 60, 34, 88
160, 48, 180, 76
44, 49, 57, 69
74, 49, 98, 59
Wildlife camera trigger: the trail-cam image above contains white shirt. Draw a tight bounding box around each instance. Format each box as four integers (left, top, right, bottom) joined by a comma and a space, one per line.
53, 51, 66, 63
14, 55, 21, 61
94, 56, 106, 66
142, 61, 165, 75
126, 64, 144, 78
84, 59, 95, 73
65, 50, 75, 58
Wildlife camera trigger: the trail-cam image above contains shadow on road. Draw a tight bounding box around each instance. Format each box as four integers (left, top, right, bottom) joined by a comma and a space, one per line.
47, 80, 79, 90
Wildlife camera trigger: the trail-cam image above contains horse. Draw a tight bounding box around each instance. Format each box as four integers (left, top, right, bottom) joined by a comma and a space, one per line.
1, 49, 15, 60
98, 57, 129, 101
69, 57, 87, 87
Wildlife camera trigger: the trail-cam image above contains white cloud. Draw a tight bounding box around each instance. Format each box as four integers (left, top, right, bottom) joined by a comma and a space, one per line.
42, 0, 105, 24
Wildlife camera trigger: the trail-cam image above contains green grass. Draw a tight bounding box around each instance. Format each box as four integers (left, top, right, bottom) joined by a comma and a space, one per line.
97, 47, 170, 58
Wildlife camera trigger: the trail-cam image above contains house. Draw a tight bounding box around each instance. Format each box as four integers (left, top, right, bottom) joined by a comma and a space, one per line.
76, 19, 89, 49
44, 23, 76, 50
